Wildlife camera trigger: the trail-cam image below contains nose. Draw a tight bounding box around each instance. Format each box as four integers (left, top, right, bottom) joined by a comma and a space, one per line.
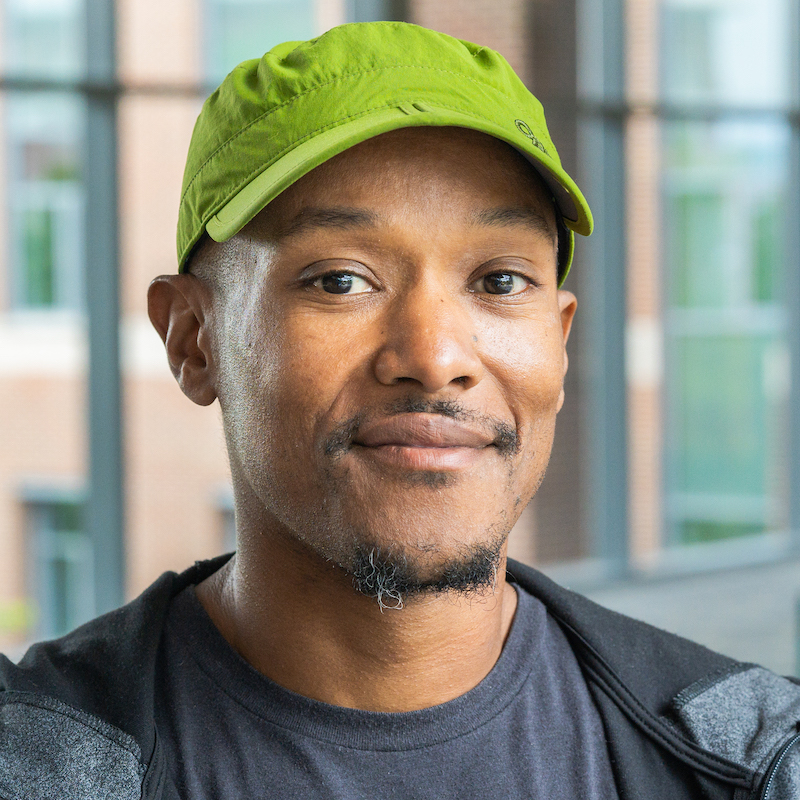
372, 278, 483, 392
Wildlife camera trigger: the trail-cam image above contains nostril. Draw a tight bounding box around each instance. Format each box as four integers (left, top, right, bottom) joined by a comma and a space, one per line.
372, 324, 484, 391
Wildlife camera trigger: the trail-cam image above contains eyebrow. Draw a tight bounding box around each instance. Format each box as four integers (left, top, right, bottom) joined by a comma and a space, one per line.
277, 204, 557, 243
278, 207, 380, 239
472, 207, 557, 243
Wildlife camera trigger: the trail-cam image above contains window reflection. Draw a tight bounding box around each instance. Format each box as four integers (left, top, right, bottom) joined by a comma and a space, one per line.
204, 0, 315, 85
661, 0, 792, 108
2, 0, 85, 79
665, 121, 788, 309
27, 495, 94, 638
6, 93, 85, 310
663, 119, 790, 544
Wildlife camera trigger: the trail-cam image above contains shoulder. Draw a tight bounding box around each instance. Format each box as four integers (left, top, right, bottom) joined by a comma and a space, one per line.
672, 664, 800, 797
509, 559, 800, 796
0, 555, 231, 707
507, 558, 740, 704
0, 690, 147, 800
0, 554, 230, 800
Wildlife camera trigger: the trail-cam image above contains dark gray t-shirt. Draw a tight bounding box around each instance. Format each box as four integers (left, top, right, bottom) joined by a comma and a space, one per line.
155, 582, 619, 799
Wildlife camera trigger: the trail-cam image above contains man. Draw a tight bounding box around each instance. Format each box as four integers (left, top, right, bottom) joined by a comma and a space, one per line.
1, 21, 799, 800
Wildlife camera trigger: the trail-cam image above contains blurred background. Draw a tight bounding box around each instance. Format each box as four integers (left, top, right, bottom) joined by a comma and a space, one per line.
0, 0, 798, 672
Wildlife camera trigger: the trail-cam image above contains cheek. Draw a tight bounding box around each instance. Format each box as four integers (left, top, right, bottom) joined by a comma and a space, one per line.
269, 314, 356, 406
216, 296, 292, 459
231, 310, 370, 456
479, 316, 567, 411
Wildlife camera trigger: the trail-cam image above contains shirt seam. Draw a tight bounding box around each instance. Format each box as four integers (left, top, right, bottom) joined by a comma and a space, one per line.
0, 691, 144, 764
168, 594, 538, 753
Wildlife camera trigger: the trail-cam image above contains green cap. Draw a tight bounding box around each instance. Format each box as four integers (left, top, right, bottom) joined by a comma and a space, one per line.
178, 21, 593, 284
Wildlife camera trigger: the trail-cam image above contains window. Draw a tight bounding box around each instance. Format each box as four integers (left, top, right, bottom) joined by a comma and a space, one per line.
2, 0, 86, 311
574, 0, 798, 571
26, 495, 95, 638
2, 0, 84, 80
204, 0, 316, 86
6, 93, 85, 309
660, 0, 794, 547
662, 0, 792, 108
662, 6, 715, 103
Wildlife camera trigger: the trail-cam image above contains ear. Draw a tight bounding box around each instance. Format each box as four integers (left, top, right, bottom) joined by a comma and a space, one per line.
147, 274, 218, 406
556, 289, 577, 413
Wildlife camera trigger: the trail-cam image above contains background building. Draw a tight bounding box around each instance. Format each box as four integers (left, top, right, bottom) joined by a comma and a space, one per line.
1, 0, 798, 672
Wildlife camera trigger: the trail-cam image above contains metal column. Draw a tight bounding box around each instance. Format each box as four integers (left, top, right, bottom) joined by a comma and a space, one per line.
350, 0, 407, 22
787, 0, 800, 547
577, 0, 629, 575
84, 0, 124, 613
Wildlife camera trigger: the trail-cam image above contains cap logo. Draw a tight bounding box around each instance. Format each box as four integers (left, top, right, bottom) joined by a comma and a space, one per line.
515, 119, 547, 155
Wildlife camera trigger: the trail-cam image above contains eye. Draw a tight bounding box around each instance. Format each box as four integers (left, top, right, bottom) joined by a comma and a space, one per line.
314, 272, 373, 295
472, 272, 530, 296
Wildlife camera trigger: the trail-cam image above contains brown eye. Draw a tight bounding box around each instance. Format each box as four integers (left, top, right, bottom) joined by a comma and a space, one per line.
473, 272, 529, 295
315, 272, 372, 294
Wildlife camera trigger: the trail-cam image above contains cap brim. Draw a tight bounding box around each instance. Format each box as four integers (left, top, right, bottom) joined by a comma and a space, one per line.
204, 102, 592, 284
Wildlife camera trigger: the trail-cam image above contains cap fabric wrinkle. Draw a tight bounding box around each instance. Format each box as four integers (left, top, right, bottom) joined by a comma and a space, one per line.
177, 21, 593, 284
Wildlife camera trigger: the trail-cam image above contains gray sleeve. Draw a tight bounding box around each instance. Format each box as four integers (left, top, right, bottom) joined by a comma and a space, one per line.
0, 692, 145, 800
671, 666, 800, 799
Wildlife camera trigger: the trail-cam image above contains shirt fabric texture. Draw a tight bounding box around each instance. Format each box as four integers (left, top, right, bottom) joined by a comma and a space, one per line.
4, 556, 800, 799
156, 584, 619, 799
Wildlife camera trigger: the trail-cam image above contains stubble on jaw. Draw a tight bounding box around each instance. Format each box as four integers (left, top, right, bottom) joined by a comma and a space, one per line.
347, 526, 508, 611
314, 396, 521, 608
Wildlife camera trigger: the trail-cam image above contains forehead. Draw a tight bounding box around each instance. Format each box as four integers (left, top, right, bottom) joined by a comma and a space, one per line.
243, 126, 557, 237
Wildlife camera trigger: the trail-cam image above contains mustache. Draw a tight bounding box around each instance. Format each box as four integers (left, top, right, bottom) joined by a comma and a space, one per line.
323, 397, 519, 459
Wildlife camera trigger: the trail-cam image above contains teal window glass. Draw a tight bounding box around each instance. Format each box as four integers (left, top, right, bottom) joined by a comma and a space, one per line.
1, 0, 85, 79
204, 0, 316, 86
27, 498, 95, 638
21, 207, 56, 306
6, 93, 85, 309
663, 119, 791, 544
661, 0, 792, 108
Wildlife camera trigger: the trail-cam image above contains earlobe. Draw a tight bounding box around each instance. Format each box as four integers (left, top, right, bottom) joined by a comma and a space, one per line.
557, 350, 569, 412
557, 289, 577, 345
556, 290, 576, 413
147, 275, 218, 406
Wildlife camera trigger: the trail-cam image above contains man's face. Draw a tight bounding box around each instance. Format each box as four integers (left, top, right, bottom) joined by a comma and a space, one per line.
203, 127, 576, 595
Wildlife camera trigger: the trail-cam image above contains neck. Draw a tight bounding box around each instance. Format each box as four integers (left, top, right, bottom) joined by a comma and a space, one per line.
196, 523, 518, 712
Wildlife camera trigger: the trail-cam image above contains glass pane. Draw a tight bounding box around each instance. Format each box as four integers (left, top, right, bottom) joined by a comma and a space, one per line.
5, 92, 85, 310
50, 528, 94, 635
21, 208, 55, 305
1, 0, 85, 80
664, 120, 789, 309
663, 118, 791, 545
30, 500, 94, 638
204, 0, 315, 85
661, 0, 792, 108
49, 500, 83, 533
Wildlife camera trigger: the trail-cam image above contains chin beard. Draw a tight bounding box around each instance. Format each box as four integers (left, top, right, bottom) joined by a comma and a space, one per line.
344, 531, 507, 611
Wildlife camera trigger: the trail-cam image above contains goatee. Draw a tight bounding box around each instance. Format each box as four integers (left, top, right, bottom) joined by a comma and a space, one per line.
347, 532, 506, 610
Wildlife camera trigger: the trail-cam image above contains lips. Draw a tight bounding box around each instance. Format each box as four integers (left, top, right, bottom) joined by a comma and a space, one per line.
354, 414, 495, 450
349, 413, 492, 471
